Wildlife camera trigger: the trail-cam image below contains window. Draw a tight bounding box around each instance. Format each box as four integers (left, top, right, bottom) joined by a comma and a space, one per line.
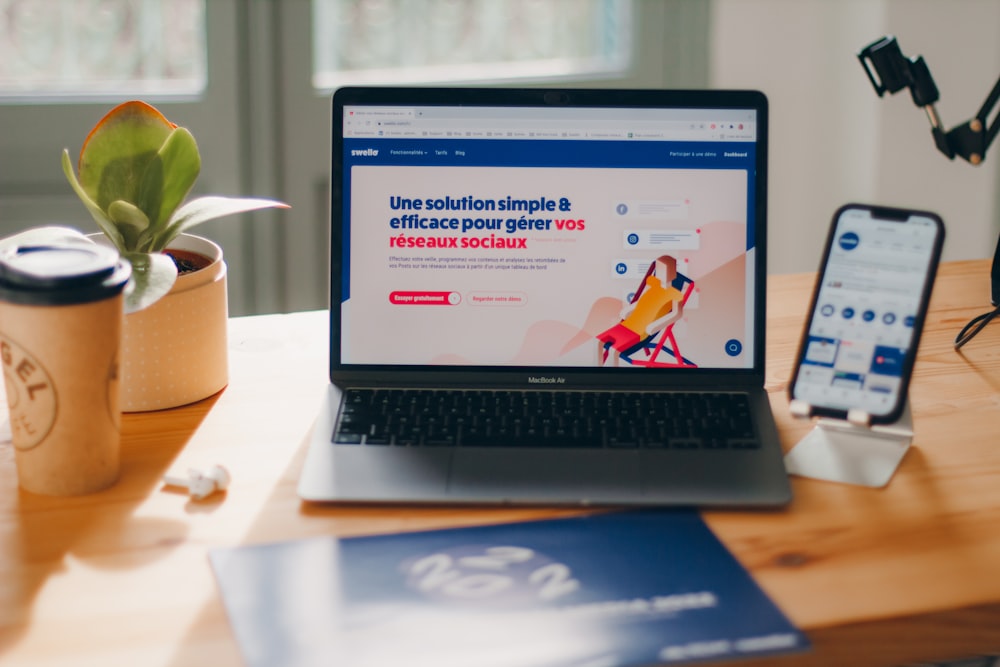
311, 0, 632, 90
0, 0, 206, 100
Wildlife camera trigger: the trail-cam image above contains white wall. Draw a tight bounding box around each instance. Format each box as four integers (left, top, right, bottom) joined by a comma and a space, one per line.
710, 0, 1000, 275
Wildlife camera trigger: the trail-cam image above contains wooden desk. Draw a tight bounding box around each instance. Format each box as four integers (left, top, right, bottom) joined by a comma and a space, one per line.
2, 259, 1000, 667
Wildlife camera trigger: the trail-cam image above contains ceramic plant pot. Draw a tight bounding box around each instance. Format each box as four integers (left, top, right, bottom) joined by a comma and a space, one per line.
119, 233, 229, 411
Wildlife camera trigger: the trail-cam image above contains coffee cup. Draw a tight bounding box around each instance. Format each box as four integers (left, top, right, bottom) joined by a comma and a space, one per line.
0, 242, 131, 495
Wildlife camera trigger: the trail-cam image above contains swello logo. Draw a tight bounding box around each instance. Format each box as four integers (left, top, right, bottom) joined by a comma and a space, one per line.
351, 148, 379, 157
838, 231, 860, 251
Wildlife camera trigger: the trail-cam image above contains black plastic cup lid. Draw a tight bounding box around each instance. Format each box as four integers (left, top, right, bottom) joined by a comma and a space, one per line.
0, 243, 132, 306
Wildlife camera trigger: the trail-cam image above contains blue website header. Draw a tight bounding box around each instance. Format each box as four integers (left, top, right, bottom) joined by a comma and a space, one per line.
342, 138, 757, 171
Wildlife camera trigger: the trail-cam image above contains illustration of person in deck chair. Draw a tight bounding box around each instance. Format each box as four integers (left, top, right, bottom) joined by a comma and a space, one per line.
596, 254, 696, 368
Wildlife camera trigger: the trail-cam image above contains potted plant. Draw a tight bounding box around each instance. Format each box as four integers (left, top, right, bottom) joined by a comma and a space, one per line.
60, 100, 289, 411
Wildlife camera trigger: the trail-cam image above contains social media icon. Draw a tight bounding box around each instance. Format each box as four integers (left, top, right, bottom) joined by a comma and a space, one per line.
838, 232, 860, 251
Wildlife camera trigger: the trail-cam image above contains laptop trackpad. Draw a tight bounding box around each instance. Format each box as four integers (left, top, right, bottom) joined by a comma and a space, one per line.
333, 447, 451, 501
449, 449, 639, 503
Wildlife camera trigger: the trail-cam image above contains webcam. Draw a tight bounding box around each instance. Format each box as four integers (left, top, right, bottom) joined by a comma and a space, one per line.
543, 91, 571, 105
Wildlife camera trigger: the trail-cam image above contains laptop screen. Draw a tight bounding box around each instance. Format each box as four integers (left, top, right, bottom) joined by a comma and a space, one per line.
331, 88, 767, 376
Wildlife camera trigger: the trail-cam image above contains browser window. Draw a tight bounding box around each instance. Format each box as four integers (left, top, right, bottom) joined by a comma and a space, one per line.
338, 103, 760, 370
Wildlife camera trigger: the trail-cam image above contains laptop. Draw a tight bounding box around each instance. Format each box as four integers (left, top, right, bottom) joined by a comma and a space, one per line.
297, 86, 792, 508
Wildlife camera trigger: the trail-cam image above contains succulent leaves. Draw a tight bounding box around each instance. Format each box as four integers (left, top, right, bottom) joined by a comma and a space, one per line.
62, 101, 288, 312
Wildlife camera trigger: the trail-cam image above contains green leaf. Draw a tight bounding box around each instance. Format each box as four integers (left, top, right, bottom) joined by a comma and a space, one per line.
61, 149, 126, 251
77, 101, 175, 211
154, 195, 290, 251
107, 200, 151, 250
122, 251, 177, 314
137, 127, 201, 235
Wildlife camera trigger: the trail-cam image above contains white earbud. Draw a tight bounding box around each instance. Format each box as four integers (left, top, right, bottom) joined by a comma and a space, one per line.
163, 465, 230, 500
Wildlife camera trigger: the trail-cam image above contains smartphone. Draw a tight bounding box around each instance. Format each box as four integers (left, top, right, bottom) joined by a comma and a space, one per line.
789, 203, 945, 424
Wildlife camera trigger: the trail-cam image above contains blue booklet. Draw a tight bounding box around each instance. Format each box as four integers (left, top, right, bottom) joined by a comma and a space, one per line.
210, 510, 808, 667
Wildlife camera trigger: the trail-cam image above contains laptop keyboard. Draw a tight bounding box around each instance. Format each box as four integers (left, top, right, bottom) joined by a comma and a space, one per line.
333, 389, 760, 450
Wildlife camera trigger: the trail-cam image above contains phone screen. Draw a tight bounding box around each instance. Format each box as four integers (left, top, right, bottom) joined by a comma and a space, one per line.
791, 205, 944, 422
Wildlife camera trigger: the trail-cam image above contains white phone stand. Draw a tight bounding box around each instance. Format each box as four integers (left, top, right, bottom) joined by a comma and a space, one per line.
783, 400, 913, 488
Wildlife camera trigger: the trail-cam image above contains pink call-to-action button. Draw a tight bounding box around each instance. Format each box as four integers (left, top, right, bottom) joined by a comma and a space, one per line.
389, 291, 461, 305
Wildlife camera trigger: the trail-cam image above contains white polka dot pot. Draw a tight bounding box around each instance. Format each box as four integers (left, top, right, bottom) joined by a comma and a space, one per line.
119, 234, 229, 412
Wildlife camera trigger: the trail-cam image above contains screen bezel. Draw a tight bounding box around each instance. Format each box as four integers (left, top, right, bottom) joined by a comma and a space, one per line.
328, 87, 770, 389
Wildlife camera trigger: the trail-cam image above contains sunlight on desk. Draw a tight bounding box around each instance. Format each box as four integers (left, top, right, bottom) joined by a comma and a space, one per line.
3, 264, 1000, 667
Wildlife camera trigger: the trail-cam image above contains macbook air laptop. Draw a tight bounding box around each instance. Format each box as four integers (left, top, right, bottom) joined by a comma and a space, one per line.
297, 87, 791, 507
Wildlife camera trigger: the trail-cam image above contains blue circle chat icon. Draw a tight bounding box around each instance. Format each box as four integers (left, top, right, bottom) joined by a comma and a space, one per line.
725, 339, 743, 356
